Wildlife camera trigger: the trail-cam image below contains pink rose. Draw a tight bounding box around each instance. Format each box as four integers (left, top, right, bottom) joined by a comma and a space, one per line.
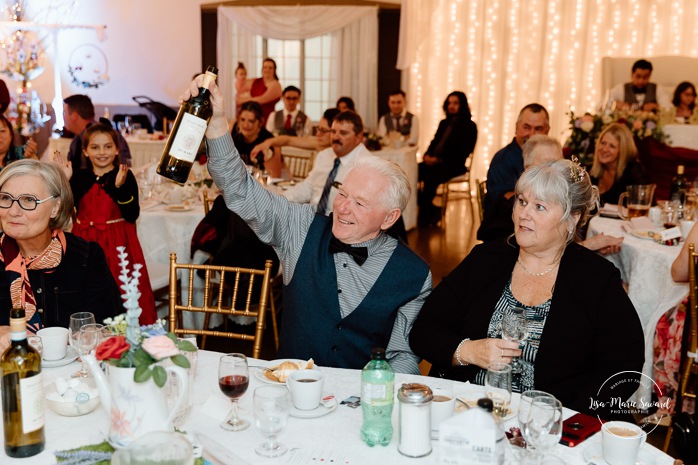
141, 335, 179, 360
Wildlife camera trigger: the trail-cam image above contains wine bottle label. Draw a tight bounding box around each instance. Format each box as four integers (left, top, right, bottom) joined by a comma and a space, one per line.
169, 113, 207, 163
19, 374, 45, 433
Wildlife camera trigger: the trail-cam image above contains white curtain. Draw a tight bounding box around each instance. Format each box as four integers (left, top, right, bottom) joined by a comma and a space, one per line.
399, 0, 698, 186
217, 6, 378, 125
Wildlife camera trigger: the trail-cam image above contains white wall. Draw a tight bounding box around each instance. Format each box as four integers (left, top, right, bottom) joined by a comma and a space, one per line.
6, 0, 215, 109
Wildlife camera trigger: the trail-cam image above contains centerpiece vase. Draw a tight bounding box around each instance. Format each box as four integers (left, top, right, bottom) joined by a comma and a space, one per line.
83, 355, 188, 448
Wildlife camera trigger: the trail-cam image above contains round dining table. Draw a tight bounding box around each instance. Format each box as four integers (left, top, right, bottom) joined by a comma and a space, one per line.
1, 350, 675, 464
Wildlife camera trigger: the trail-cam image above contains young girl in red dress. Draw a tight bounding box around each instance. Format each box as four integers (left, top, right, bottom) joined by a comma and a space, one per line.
67, 123, 156, 324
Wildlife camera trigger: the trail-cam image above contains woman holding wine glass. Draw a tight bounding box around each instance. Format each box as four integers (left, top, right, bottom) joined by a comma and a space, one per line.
410, 159, 645, 420
218, 353, 250, 431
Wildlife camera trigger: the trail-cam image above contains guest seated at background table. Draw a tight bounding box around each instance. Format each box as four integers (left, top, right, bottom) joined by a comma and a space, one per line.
336, 96, 356, 113
186, 75, 431, 373
52, 124, 156, 325
589, 123, 649, 206
478, 135, 623, 255
609, 59, 671, 112
237, 58, 282, 122
376, 90, 419, 146
418, 90, 478, 226
0, 160, 122, 352
232, 101, 281, 177
0, 114, 39, 167
671, 81, 698, 123
410, 159, 644, 419
251, 108, 340, 177
63, 94, 132, 171
265, 85, 312, 136
234, 62, 250, 117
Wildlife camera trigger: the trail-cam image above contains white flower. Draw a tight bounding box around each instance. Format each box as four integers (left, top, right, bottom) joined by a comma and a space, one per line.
580, 121, 595, 132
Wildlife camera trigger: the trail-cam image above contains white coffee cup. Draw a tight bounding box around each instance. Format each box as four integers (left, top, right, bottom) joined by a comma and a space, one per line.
36, 327, 69, 361
680, 219, 696, 239
430, 388, 455, 437
287, 369, 323, 410
601, 421, 646, 465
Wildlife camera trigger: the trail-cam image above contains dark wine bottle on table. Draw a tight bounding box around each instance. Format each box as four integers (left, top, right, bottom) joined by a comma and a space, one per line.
1, 308, 45, 458
157, 66, 218, 184
670, 164, 687, 202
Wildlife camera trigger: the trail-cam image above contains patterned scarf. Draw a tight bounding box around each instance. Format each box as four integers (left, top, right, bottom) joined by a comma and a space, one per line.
0, 230, 67, 333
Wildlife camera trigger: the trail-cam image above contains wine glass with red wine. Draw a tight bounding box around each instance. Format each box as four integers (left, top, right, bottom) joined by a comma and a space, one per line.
218, 353, 250, 431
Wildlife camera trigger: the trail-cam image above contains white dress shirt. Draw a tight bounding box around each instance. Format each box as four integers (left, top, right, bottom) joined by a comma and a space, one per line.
376, 110, 420, 146
281, 143, 372, 214
609, 82, 671, 108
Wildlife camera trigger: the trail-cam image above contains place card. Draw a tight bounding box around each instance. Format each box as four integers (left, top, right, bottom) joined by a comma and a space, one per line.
438, 409, 497, 464
657, 226, 681, 241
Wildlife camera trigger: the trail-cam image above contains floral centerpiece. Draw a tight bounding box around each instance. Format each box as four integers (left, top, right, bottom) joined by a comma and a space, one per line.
364, 132, 383, 151
564, 109, 669, 167
95, 247, 195, 387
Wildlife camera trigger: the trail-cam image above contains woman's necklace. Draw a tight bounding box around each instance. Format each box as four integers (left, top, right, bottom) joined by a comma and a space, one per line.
517, 258, 559, 277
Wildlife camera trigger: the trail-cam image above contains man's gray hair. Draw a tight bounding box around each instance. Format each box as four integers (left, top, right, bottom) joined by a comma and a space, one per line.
516, 159, 599, 243
351, 155, 411, 212
0, 159, 74, 231
522, 135, 562, 169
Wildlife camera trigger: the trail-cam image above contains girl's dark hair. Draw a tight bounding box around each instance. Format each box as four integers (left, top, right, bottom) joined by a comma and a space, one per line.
323, 108, 341, 126
673, 81, 696, 111
82, 123, 121, 168
336, 96, 355, 111
239, 101, 264, 123
0, 114, 16, 165
442, 91, 472, 119
235, 62, 246, 74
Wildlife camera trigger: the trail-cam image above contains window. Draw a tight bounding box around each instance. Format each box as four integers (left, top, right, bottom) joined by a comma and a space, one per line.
251, 34, 335, 123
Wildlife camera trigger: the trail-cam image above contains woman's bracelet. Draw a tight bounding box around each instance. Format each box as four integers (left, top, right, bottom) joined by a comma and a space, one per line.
455, 338, 470, 366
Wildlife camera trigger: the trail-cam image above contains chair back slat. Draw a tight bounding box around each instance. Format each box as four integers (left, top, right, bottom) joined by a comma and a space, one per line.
681, 244, 698, 400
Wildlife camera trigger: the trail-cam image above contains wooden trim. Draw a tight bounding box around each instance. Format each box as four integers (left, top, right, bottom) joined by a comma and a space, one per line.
201, 1, 400, 11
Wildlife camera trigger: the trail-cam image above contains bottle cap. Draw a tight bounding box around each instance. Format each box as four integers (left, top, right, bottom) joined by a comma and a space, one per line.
678, 165, 685, 174
477, 397, 494, 412
397, 383, 433, 404
371, 347, 386, 359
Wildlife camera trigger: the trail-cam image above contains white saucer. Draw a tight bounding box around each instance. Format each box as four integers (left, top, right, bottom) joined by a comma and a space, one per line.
583, 444, 656, 465
289, 398, 338, 419
42, 346, 79, 368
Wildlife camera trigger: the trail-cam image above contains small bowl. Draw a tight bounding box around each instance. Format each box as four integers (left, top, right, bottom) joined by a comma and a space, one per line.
45, 378, 100, 417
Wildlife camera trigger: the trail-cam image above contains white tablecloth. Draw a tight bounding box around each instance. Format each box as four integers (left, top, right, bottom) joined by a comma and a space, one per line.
664, 124, 698, 150
587, 216, 688, 403
137, 203, 205, 269
371, 145, 419, 231
1, 350, 675, 464
47, 136, 166, 170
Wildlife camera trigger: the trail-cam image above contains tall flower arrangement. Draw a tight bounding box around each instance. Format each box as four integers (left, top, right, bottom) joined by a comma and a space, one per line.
95, 248, 196, 387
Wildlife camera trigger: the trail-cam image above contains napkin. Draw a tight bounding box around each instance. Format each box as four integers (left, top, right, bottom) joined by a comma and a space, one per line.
599, 203, 620, 218
629, 216, 657, 231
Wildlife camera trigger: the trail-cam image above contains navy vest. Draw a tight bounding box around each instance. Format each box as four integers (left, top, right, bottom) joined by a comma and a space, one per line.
278, 214, 429, 369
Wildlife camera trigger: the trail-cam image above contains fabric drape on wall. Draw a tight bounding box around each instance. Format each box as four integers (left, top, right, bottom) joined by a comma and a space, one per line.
399, 0, 698, 187
217, 6, 378, 125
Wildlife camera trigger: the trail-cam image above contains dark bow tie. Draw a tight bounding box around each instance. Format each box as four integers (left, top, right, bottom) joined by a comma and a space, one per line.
329, 236, 368, 266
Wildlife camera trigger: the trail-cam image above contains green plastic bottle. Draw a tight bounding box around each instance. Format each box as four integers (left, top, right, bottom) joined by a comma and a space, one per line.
360, 348, 395, 446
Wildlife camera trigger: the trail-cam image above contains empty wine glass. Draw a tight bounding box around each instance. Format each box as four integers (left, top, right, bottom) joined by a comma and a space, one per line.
485, 362, 512, 419
501, 307, 529, 374
69, 312, 95, 377
523, 396, 563, 463
253, 385, 290, 457
218, 353, 250, 431
75, 324, 107, 378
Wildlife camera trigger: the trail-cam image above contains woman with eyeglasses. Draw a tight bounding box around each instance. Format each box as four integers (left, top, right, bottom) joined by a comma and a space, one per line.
0, 159, 121, 352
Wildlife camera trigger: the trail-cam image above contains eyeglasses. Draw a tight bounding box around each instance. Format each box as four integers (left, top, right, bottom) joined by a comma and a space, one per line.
316, 128, 331, 135
0, 193, 57, 211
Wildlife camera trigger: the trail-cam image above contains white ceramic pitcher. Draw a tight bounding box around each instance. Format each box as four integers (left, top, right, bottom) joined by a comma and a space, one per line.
84, 355, 189, 448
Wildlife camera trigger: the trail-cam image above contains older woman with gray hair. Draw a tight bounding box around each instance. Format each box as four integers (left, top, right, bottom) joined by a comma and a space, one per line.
0, 160, 121, 350
411, 159, 644, 419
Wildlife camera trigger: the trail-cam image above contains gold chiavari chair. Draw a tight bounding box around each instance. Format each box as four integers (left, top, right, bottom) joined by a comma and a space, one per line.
283, 153, 315, 180
202, 191, 215, 215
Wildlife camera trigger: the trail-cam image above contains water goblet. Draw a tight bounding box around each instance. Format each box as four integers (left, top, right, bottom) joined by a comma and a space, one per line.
485, 362, 512, 419
253, 385, 291, 457
218, 353, 250, 431
27, 335, 43, 358
69, 312, 95, 377
74, 324, 106, 378
523, 396, 563, 463
501, 307, 529, 374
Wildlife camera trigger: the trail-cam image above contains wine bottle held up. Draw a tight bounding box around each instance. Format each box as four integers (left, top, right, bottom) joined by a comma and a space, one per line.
1, 308, 45, 458
157, 66, 218, 184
